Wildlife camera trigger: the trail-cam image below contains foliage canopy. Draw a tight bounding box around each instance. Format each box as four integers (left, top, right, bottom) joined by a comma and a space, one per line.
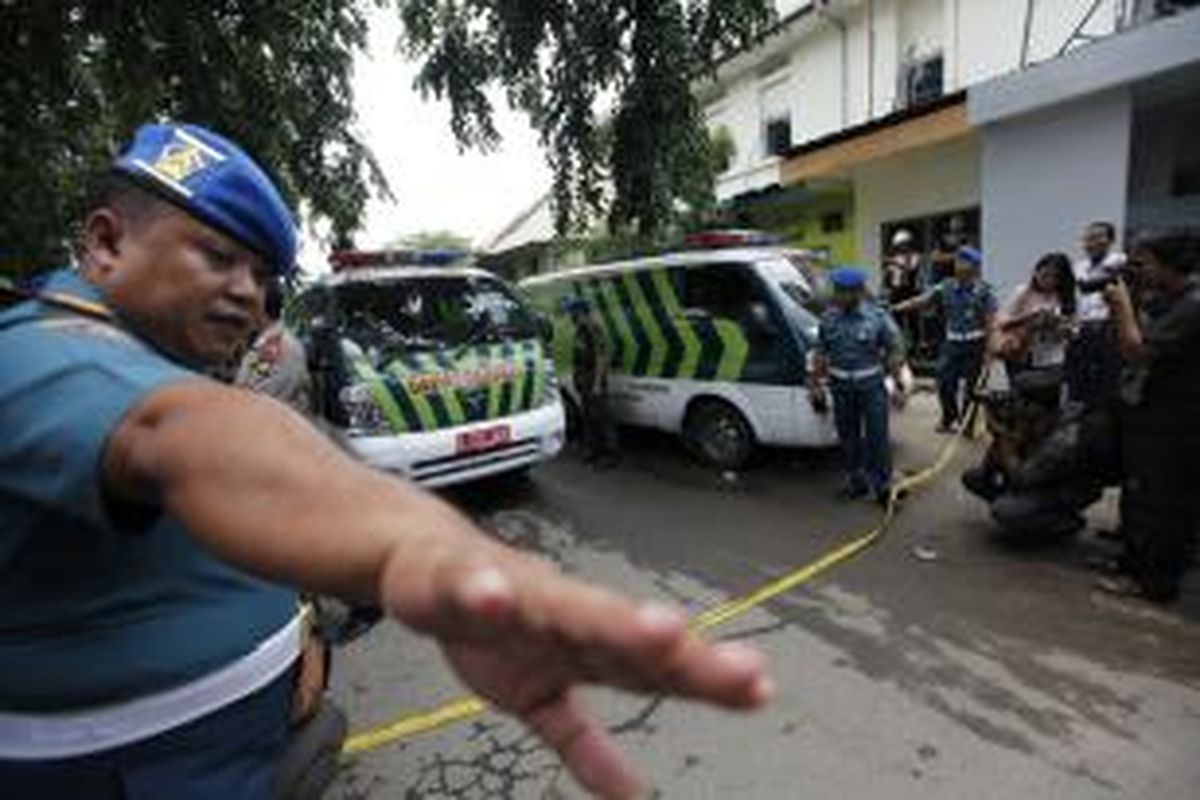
2, 0, 774, 276
1, 0, 386, 276
398, 0, 775, 236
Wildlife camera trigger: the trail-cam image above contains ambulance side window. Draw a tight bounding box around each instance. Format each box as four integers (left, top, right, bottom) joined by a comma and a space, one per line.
681, 263, 754, 320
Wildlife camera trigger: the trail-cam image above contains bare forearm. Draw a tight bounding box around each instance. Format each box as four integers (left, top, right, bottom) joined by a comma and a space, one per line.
1112, 303, 1147, 362
108, 383, 502, 606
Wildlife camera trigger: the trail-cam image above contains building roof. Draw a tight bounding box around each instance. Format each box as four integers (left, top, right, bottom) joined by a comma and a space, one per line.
969, 8, 1200, 125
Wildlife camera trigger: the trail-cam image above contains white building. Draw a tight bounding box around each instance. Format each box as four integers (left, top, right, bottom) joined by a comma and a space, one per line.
704, 0, 1149, 269
972, 6, 1200, 294
487, 1, 1199, 286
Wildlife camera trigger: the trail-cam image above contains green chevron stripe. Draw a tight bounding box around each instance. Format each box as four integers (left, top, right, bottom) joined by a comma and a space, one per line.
651, 269, 701, 379
506, 341, 527, 414
528, 339, 547, 407
609, 273, 657, 376
596, 278, 639, 374
429, 350, 468, 426
712, 319, 750, 381
581, 281, 624, 371
621, 271, 668, 378
387, 359, 439, 432
635, 270, 684, 378
348, 356, 408, 433
487, 344, 505, 419
497, 342, 517, 416
384, 365, 424, 432
690, 317, 724, 381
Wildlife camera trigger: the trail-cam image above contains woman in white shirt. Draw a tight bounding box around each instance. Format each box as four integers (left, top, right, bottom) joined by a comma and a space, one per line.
995, 252, 1077, 379
965, 254, 1077, 502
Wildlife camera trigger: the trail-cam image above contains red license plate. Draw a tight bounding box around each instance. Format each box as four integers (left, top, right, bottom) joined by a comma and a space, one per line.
456, 425, 512, 454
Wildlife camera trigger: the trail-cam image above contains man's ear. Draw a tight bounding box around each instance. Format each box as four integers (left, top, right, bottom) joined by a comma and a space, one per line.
81, 208, 126, 278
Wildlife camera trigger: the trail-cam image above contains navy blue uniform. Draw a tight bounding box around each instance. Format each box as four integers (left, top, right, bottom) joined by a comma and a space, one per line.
930, 278, 997, 428
0, 271, 298, 797
0, 122, 303, 798
816, 301, 904, 494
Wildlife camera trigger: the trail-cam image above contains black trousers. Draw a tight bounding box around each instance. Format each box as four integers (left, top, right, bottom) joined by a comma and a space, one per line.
1065, 322, 1122, 410
578, 389, 619, 461
1120, 416, 1200, 601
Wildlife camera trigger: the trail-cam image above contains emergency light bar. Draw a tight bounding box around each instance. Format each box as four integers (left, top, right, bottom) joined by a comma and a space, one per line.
329, 249, 468, 272
683, 230, 784, 250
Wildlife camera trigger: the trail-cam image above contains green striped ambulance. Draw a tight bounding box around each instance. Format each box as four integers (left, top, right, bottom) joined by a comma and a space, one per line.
521, 241, 837, 468
290, 251, 565, 487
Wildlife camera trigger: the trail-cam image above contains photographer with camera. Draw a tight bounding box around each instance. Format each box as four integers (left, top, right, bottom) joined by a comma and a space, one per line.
1096, 233, 1200, 604
1066, 222, 1128, 411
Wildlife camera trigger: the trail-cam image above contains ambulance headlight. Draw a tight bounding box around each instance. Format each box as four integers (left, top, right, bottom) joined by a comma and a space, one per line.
339, 383, 390, 436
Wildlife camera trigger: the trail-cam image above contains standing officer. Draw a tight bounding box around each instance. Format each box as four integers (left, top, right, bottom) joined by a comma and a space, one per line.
810, 267, 907, 505
0, 123, 770, 799
566, 296, 620, 468
894, 246, 997, 433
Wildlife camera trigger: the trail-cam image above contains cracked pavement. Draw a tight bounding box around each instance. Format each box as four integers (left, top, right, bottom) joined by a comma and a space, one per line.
329, 395, 1200, 799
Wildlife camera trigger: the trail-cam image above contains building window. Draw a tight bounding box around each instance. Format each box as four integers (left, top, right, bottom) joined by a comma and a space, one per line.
759, 73, 793, 159
764, 114, 793, 158
899, 53, 944, 109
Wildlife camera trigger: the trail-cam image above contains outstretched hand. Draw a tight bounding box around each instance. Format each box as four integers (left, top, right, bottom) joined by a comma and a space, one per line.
379, 547, 773, 799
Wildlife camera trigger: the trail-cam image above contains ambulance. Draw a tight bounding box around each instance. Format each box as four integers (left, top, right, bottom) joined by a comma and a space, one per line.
289, 250, 565, 487
520, 232, 839, 469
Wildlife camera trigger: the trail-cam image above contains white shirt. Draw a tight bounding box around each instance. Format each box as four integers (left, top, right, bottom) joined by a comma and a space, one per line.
1074, 251, 1127, 323
1001, 283, 1069, 368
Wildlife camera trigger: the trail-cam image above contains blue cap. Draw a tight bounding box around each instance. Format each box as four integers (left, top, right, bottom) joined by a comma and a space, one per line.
561, 296, 590, 314
956, 246, 983, 268
829, 266, 868, 290
113, 124, 298, 277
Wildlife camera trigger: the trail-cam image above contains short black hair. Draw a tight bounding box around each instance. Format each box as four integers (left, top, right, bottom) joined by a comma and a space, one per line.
81, 170, 175, 228
1087, 221, 1117, 241
1135, 231, 1200, 275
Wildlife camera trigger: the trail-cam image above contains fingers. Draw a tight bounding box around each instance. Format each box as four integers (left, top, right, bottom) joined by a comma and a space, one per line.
526, 691, 645, 800
385, 536, 773, 711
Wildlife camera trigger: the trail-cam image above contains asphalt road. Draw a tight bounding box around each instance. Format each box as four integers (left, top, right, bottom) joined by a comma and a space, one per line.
328, 394, 1200, 800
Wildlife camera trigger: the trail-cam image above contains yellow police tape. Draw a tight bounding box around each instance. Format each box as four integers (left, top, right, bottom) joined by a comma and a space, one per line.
342, 403, 979, 757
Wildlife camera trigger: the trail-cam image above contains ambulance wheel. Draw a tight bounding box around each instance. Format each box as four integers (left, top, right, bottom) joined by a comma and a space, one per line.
684, 399, 755, 470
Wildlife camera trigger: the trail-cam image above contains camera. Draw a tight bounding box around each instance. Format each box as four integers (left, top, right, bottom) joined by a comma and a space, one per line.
1078, 265, 1135, 294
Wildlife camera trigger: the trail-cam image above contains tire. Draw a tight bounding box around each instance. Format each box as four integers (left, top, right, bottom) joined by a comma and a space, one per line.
684, 399, 756, 470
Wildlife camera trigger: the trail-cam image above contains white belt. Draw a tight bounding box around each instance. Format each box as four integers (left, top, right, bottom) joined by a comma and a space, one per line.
829, 366, 883, 381
946, 330, 985, 342
0, 613, 304, 760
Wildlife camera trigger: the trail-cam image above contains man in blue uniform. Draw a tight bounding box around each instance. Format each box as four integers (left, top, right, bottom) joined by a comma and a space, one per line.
810, 267, 907, 505
894, 246, 997, 433
0, 123, 771, 799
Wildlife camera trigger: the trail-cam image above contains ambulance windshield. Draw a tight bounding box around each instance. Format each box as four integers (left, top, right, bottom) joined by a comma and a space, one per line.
333, 276, 540, 357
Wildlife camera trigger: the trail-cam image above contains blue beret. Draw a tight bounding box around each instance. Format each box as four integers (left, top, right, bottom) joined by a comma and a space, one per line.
830, 266, 868, 289
561, 296, 590, 314
956, 246, 983, 268
113, 124, 297, 277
